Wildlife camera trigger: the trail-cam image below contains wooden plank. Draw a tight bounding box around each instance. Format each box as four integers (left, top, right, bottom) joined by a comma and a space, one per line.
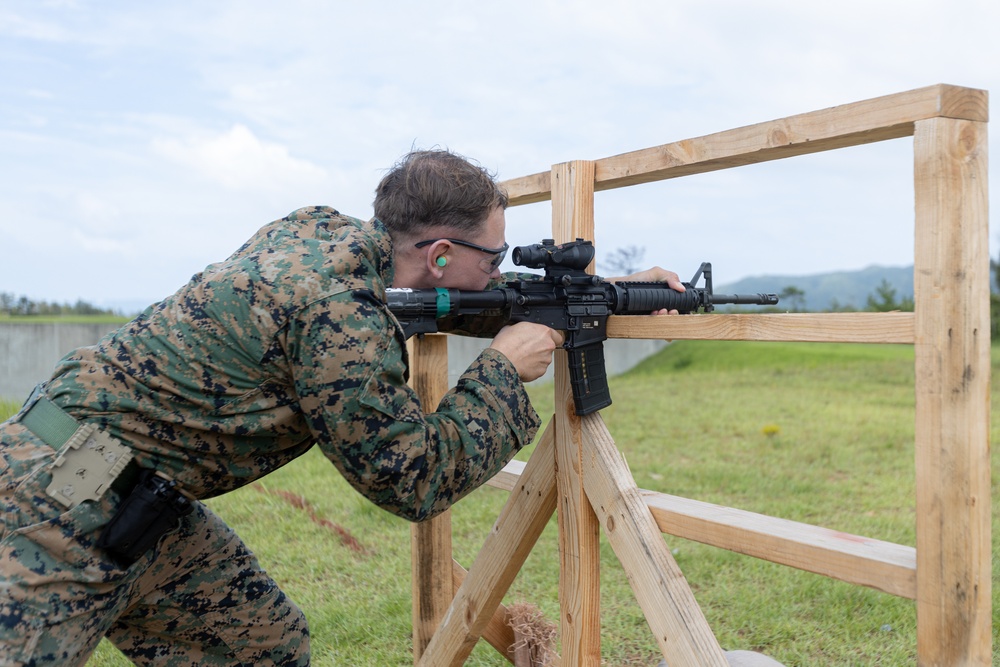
580, 413, 728, 665
501, 85, 987, 205
450, 560, 567, 666
606, 312, 915, 343
503, 171, 552, 206
486, 460, 915, 599
487, 459, 528, 493
417, 424, 558, 667
408, 335, 454, 661
642, 493, 916, 599
450, 560, 516, 665
913, 117, 992, 665
550, 160, 602, 666
594, 85, 987, 192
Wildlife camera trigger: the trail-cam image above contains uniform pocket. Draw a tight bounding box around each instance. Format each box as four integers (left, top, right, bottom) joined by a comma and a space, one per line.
1, 461, 127, 619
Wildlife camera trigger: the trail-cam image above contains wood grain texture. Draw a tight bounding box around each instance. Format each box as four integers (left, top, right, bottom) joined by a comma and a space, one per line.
913, 116, 991, 665
417, 425, 558, 667
486, 459, 916, 599
606, 312, 915, 343
502, 85, 987, 205
581, 414, 728, 665
550, 160, 602, 665
408, 335, 454, 661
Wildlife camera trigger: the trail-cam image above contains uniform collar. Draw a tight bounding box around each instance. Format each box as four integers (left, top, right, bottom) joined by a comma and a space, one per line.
367, 217, 396, 288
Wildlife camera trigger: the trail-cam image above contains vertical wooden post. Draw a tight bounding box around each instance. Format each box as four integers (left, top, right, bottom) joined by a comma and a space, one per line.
409, 335, 454, 662
550, 160, 602, 665
417, 425, 559, 667
913, 117, 991, 665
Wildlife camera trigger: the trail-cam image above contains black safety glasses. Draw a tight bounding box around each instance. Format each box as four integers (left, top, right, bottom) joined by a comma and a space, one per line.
414, 238, 509, 273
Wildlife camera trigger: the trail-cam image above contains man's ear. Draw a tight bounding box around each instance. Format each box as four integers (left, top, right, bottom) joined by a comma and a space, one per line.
427, 240, 450, 279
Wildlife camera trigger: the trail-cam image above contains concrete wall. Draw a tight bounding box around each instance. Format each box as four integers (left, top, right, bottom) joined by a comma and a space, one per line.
0, 322, 121, 401
1, 323, 667, 401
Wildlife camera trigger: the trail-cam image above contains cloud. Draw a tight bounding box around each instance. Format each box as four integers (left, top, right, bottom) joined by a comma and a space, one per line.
1, 1, 997, 305
151, 124, 329, 193
0, 9, 69, 41
69, 229, 136, 255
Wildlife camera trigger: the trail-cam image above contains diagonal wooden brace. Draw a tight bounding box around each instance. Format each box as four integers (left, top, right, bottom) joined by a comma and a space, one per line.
417, 422, 558, 667
580, 413, 729, 666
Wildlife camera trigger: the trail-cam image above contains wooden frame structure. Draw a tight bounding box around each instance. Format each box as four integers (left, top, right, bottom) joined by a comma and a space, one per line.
409, 84, 991, 665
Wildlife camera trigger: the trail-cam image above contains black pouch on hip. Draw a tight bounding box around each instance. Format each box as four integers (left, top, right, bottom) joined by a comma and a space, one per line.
97, 470, 193, 565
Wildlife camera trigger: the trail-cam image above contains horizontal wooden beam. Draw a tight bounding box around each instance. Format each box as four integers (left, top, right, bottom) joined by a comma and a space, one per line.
642, 491, 917, 600
487, 460, 916, 599
606, 312, 915, 344
501, 84, 987, 205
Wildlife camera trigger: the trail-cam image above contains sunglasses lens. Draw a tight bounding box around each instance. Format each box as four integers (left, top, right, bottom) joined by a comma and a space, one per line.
487, 247, 507, 271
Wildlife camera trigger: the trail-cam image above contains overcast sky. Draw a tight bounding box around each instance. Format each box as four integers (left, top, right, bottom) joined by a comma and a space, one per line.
1, 0, 997, 311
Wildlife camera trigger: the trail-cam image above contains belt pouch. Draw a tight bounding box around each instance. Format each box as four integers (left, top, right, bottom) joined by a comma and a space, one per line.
97, 470, 193, 565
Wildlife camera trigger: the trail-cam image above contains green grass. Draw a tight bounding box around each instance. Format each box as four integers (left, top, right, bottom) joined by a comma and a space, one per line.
2, 341, 995, 665
0, 399, 20, 418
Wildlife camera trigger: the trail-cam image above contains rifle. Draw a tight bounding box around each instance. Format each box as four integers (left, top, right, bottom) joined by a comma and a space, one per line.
386, 238, 778, 415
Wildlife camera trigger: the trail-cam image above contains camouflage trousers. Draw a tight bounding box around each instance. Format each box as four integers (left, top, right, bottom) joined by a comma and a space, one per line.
0, 419, 310, 667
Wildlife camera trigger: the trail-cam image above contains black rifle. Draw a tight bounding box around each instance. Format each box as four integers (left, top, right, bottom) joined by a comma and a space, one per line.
386, 238, 778, 415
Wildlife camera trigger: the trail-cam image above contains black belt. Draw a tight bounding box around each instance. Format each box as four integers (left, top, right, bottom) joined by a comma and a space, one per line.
20, 392, 141, 498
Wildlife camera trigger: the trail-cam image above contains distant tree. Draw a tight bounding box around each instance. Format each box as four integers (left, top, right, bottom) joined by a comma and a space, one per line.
72, 299, 103, 316
0, 293, 115, 317
865, 279, 914, 312
0, 292, 14, 314
600, 245, 646, 277
827, 298, 857, 313
778, 285, 806, 312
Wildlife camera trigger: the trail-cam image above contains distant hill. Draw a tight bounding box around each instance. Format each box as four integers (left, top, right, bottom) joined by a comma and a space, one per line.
716, 265, 914, 312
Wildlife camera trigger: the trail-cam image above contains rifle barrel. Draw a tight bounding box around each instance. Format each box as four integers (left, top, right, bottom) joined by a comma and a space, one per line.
711, 293, 780, 306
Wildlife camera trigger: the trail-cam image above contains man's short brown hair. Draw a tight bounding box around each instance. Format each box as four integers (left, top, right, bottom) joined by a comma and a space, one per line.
373, 149, 508, 240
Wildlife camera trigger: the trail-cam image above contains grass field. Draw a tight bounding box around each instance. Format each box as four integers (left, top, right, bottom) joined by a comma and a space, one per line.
2, 340, 996, 665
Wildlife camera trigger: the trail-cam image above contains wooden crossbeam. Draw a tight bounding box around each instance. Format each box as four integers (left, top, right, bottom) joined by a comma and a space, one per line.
486, 459, 917, 599
606, 312, 915, 344
502, 84, 987, 205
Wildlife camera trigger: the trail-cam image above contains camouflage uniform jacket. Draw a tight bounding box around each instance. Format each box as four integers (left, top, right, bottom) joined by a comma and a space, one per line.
42, 206, 541, 521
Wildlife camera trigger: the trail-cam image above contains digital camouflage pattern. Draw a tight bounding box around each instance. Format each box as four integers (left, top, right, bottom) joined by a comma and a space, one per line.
46, 205, 540, 516
0, 206, 540, 665
0, 420, 308, 665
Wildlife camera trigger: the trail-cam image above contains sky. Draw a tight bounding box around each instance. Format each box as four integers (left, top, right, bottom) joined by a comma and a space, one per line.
1, 0, 997, 312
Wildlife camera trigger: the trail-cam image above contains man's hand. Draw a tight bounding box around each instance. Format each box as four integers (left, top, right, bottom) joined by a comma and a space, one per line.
489, 322, 564, 382
608, 266, 685, 315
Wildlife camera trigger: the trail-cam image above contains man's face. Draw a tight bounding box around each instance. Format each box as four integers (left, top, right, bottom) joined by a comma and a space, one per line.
437, 206, 507, 291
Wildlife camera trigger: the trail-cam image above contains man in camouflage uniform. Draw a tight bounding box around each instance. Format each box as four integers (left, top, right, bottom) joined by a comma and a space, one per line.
0, 149, 680, 666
